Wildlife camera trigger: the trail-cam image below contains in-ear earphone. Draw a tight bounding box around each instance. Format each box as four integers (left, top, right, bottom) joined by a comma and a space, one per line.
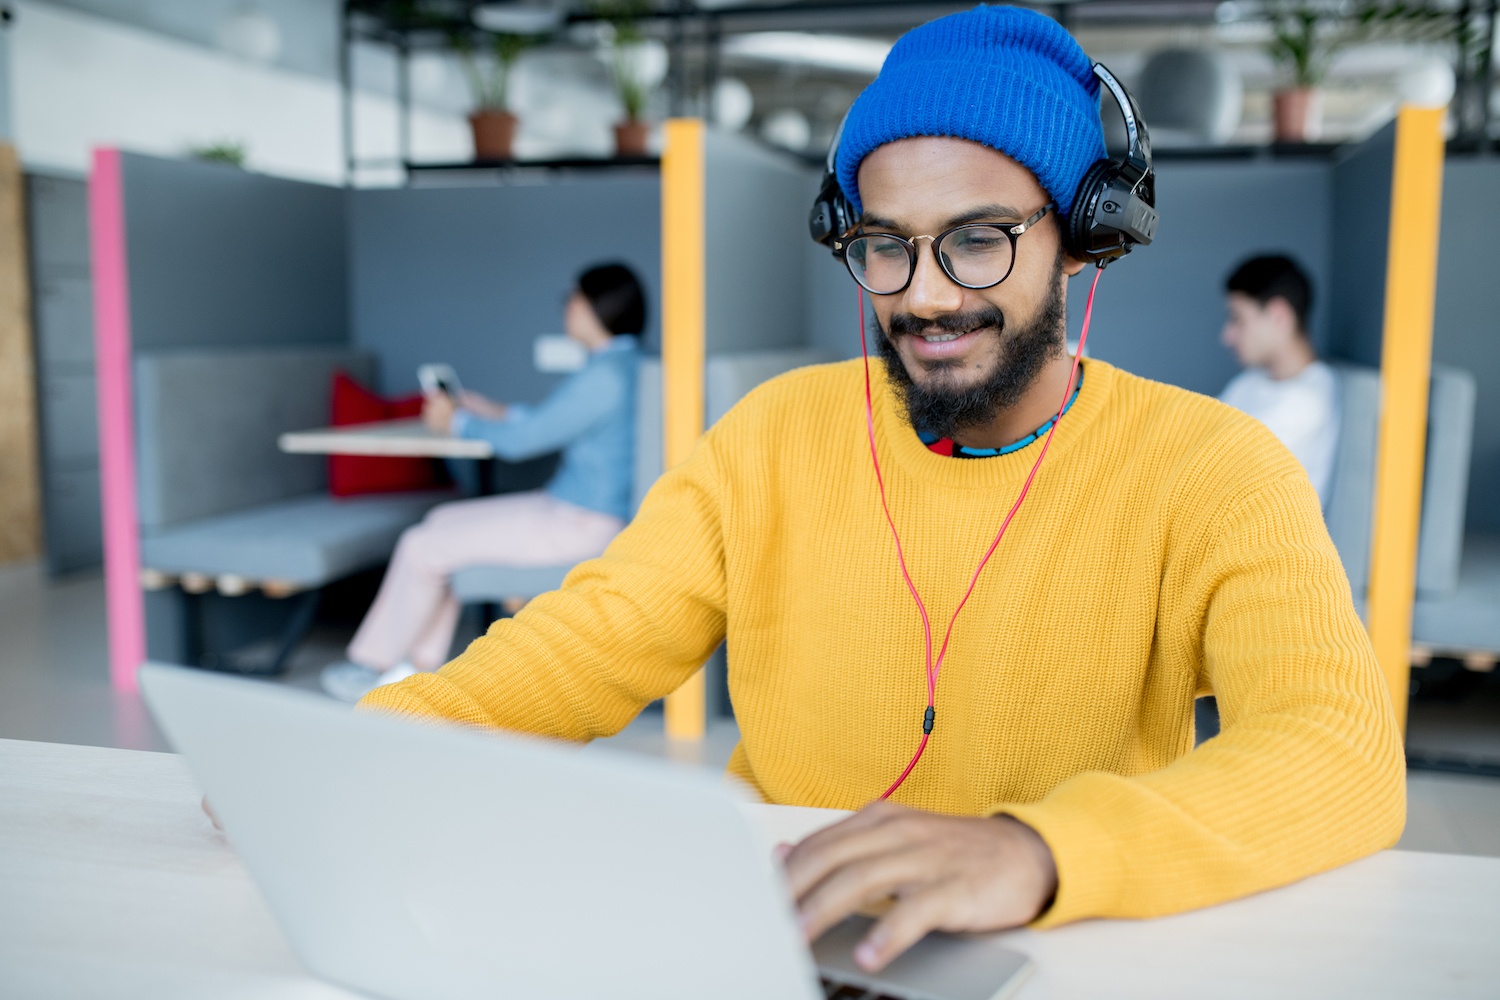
809, 62, 1159, 801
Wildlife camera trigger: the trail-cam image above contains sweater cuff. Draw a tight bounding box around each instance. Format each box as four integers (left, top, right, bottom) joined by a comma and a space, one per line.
991, 776, 1129, 928
357, 671, 495, 729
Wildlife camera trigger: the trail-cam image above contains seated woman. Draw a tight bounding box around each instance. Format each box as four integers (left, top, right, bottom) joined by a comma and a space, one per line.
320, 262, 645, 703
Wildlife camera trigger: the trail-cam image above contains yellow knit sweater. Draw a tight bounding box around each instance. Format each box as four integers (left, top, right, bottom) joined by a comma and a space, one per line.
362, 357, 1406, 927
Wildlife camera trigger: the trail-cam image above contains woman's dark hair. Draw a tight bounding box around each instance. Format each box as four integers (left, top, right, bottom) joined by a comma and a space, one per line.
577, 262, 647, 337
1225, 255, 1313, 337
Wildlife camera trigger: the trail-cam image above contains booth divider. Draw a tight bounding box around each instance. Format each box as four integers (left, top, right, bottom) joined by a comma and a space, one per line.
88, 149, 145, 693
661, 119, 708, 742
1368, 107, 1447, 731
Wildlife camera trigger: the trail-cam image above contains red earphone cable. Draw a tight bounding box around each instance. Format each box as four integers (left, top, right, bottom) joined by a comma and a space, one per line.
863, 266, 1105, 801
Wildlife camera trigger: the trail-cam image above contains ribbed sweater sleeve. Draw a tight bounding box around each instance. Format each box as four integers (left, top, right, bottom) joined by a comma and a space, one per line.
359, 433, 728, 738
1002, 466, 1406, 927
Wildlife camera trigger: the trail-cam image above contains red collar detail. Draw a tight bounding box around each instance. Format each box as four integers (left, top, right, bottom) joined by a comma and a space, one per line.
925, 437, 955, 457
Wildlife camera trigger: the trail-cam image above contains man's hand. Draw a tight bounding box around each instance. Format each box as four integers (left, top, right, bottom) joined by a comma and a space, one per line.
782, 801, 1058, 972
422, 392, 455, 434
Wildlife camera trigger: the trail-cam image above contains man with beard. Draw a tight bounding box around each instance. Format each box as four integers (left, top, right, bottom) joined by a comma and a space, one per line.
362, 4, 1403, 972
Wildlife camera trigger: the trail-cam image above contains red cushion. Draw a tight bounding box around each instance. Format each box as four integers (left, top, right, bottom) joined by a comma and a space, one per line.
328, 371, 449, 497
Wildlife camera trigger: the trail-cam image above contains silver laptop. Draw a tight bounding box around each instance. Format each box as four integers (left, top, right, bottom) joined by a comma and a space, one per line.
141, 663, 1032, 1000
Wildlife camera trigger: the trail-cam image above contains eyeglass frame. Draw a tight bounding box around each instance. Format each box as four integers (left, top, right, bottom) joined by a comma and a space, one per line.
836, 202, 1057, 296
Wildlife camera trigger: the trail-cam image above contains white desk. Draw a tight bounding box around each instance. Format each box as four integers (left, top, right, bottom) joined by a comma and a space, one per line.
3, 738, 1497, 1000
278, 419, 493, 460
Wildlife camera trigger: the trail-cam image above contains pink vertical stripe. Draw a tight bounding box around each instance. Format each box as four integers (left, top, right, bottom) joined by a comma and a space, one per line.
89, 148, 146, 693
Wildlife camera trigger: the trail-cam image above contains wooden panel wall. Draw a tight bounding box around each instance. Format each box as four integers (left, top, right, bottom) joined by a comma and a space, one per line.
0, 143, 41, 563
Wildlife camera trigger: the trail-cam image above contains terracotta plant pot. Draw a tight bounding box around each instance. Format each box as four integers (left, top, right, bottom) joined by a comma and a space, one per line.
469, 110, 518, 161
613, 119, 651, 157
1273, 88, 1323, 143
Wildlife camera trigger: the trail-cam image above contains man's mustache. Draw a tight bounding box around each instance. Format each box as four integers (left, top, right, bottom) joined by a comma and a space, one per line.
885, 307, 1007, 339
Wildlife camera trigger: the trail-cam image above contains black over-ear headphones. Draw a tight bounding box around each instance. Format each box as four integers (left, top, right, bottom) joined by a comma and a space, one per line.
808, 62, 1158, 269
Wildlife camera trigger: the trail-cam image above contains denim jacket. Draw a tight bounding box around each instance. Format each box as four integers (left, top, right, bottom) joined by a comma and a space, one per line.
452, 335, 639, 521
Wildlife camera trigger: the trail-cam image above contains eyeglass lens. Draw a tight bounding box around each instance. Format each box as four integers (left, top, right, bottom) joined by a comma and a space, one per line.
845, 225, 1016, 295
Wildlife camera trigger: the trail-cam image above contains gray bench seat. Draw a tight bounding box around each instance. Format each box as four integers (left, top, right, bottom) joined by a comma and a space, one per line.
142, 491, 452, 588
1413, 533, 1500, 654
451, 564, 573, 604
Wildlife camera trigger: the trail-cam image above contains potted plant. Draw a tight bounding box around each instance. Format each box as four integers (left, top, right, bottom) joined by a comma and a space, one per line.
1265, 0, 1468, 143
1265, 1, 1337, 142
454, 31, 532, 161
189, 140, 248, 168
594, 0, 658, 156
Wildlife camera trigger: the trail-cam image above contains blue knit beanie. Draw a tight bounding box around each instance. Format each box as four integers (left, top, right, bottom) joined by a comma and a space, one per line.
835, 5, 1106, 220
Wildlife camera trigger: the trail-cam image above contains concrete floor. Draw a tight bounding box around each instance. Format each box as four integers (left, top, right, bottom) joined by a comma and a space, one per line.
3, 558, 1497, 856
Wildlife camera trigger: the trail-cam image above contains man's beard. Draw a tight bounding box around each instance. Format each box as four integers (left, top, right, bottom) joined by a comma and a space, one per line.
877, 253, 1068, 440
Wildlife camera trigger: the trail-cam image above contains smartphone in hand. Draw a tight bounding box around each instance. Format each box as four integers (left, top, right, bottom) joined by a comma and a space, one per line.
417, 363, 463, 400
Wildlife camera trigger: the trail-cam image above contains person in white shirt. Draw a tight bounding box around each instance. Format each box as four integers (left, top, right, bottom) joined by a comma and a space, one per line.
1218, 255, 1340, 507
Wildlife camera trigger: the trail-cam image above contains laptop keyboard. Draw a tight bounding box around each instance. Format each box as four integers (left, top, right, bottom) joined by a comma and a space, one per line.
820, 975, 904, 1000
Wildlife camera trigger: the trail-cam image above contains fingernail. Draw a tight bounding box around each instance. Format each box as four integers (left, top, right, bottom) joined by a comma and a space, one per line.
854, 940, 881, 971
774, 842, 792, 862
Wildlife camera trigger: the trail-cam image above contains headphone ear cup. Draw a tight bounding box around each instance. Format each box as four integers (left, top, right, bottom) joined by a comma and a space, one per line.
809, 171, 855, 256
1065, 159, 1120, 263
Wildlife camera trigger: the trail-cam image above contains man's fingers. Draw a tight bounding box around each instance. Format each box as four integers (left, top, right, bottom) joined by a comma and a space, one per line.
796, 848, 928, 943
855, 884, 955, 973
783, 804, 910, 898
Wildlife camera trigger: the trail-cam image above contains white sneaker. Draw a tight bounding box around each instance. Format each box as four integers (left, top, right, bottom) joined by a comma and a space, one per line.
321, 661, 421, 703
376, 663, 419, 688
319, 661, 382, 703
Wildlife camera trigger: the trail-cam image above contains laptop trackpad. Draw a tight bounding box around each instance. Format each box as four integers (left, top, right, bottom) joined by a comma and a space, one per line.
813, 915, 1033, 1000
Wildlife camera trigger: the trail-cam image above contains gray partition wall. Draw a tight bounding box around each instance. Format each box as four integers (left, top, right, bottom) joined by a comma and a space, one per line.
1431, 157, 1500, 534
121, 154, 348, 351
1326, 123, 1396, 369
804, 223, 863, 361
112, 153, 351, 662
1065, 157, 1333, 397
27, 172, 101, 575
704, 131, 820, 354
348, 176, 661, 404
1320, 134, 1499, 536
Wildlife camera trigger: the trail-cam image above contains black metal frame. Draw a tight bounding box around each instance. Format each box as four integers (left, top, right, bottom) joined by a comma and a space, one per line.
405, 154, 660, 173
1451, 0, 1499, 152
843, 203, 1056, 295
181, 588, 322, 677
1406, 750, 1500, 779
340, 0, 731, 185
339, 1, 1497, 187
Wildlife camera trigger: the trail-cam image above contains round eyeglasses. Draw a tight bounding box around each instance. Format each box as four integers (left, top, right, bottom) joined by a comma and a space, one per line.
840, 203, 1056, 296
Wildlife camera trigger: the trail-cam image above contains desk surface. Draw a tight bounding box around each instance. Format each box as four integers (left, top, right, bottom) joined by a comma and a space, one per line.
278, 419, 493, 460
3, 737, 1497, 1000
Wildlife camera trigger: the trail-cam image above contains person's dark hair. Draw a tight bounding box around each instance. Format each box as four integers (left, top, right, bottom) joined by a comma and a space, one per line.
577, 262, 647, 337
1225, 255, 1313, 336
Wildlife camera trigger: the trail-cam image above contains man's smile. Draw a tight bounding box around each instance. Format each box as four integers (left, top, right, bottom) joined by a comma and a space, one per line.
901, 324, 997, 363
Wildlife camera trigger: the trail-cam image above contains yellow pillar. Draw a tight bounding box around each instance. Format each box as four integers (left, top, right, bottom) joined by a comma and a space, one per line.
1367, 106, 1446, 734
660, 118, 707, 742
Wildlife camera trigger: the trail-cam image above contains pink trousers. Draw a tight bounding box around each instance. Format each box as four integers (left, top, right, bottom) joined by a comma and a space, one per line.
346, 490, 624, 671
